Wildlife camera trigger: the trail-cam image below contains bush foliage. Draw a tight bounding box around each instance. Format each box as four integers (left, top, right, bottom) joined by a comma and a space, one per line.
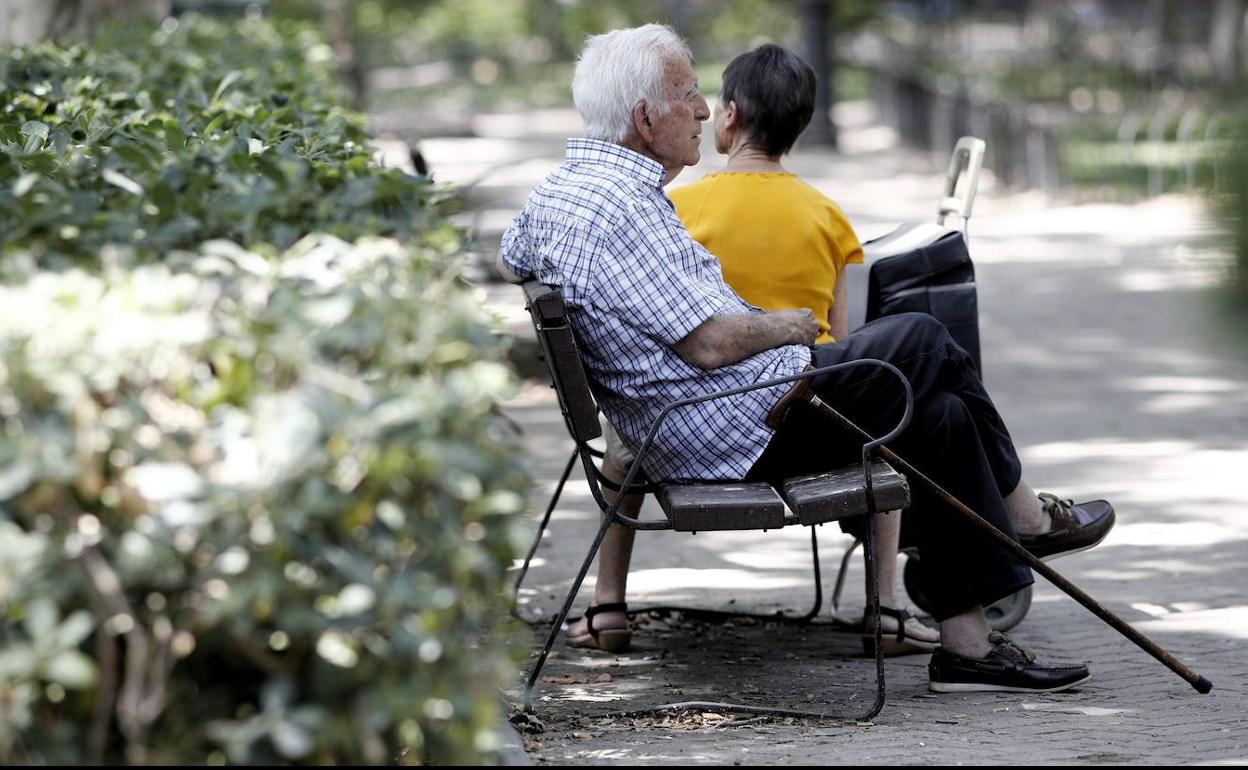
0, 16, 453, 273
0, 15, 526, 766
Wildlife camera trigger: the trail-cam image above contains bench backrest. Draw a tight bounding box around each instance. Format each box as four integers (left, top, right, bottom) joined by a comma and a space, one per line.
522, 280, 603, 444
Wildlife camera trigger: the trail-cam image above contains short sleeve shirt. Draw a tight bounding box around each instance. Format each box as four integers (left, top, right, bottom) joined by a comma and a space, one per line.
500, 139, 810, 481
669, 172, 864, 344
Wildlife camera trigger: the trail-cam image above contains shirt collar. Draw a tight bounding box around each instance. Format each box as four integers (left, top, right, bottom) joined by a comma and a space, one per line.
565, 138, 666, 189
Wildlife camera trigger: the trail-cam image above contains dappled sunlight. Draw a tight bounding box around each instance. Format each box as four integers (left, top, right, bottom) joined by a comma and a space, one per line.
971, 196, 1211, 242
1135, 606, 1248, 640
1106, 521, 1247, 548
564, 655, 659, 671
548, 504, 602, 523
1024, 439, 1198, 461
1081, 553, 1239, 581
1019, 440, 1248, 515
627, 567, 812, 593
473, 108, 583, 140
1137, 391, 1227, 414
1021, 703, 1136, 716
467, 159, 567, 188
1115, 268, 1218, 293
559, 689, 630, 704
718, 541, 852, 570
1121, 376, 1244, 394
420, 136, 538, 181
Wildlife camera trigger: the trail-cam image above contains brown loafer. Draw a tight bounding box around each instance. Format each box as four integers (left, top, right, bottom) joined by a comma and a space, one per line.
1020, 494, 1115, 561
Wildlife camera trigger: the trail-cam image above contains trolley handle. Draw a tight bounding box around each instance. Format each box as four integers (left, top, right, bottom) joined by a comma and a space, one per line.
937, 136, 986, 229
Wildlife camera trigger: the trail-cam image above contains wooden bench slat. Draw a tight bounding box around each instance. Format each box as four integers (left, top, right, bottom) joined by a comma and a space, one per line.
656, 482, 786, 532
780, 462, 910, 526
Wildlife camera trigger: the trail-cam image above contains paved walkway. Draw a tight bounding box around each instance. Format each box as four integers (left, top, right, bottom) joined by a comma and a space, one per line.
397, 102, 1248, 765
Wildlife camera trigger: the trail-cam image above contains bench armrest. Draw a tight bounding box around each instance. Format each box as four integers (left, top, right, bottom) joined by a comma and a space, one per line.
615, 359, 914, 499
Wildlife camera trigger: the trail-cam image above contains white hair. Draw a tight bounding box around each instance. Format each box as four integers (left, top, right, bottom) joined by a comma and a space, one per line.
571, 24, 694, 144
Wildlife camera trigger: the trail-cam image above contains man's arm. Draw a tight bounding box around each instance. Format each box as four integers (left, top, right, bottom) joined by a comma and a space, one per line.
673, 308, 818, 370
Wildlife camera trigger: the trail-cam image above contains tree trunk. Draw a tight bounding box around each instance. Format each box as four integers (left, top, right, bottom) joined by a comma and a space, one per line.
801, 0, 837, 148
321, 0, 367, 110
1, 0, 168, 46
1211, 0, 1245, 91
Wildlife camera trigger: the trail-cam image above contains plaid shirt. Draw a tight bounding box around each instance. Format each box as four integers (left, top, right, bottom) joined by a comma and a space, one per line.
501, 139, 811, 481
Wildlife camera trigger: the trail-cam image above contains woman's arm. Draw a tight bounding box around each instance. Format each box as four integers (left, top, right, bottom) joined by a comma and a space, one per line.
828, 265, 849, 342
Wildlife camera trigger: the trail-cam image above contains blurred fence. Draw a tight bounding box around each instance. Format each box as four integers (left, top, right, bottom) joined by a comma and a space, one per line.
867, 66, 1233, 197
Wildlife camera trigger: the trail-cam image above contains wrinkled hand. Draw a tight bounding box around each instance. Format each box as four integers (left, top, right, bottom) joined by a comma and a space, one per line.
774, 308, 819, 345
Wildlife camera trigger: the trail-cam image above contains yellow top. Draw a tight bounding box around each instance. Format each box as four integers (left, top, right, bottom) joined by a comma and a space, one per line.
669, 171, 863, 344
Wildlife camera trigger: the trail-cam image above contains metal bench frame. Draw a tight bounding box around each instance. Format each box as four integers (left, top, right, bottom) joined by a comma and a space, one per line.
514, 280, 918, 722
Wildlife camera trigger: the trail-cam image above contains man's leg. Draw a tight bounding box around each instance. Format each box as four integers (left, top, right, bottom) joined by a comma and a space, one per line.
812, 315, 1089, 688
878, 318, 1108, 545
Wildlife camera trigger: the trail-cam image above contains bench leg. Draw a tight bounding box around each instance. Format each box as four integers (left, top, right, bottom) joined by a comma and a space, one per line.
861, 506, 887, 720
522, 494, 620, 709
512, 448, 578, 623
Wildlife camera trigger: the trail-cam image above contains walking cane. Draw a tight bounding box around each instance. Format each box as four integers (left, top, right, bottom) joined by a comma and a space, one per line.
793, 388, 1213, 694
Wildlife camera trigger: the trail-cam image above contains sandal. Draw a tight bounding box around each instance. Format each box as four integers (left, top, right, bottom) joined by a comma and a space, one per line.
565, 602, 632, 653
861, 605, 939, 657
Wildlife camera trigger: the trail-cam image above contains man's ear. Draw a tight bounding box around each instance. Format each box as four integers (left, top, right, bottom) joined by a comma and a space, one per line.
632, 100, 655, 142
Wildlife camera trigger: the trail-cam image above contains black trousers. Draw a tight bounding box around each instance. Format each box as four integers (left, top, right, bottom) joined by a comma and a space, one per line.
746, 312, 1033, 621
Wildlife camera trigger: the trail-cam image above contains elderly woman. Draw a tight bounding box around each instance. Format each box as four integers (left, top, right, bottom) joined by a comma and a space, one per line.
676, 44, 941, 652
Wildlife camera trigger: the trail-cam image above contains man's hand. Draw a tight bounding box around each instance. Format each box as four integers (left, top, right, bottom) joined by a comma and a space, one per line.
772, 308, 820, 346
673, 308, 818, 370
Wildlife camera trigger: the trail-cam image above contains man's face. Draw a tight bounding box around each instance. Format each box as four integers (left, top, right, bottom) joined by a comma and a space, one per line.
646, 56, 710, 174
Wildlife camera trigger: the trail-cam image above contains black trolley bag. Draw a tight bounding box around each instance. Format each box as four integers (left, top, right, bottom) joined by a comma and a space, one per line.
841, 137, 1034, 630
847, 136, 987, 373
864, 226, 980, 372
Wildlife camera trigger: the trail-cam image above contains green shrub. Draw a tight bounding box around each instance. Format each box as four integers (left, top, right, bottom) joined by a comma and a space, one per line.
0, 237, 529, 765
0, 15, 453, 273
0, 14, 528, 766
1213, 114, 1248, 301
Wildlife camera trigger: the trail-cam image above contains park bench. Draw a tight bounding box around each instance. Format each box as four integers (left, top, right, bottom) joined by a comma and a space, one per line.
514, 279, 916, 721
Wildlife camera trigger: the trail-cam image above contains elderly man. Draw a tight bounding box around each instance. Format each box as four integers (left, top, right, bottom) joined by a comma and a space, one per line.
499, 24, 1113, 693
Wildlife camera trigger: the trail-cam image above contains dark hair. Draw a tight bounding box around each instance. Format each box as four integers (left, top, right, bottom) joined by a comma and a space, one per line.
720, 44, 817, 157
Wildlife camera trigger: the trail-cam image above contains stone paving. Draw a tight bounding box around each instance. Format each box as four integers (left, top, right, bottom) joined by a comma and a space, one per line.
389, 101, 1248, 765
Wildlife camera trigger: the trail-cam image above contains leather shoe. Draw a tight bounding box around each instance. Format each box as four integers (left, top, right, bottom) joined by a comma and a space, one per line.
1020, 494, 1115, 561
929, 632, 1090, 693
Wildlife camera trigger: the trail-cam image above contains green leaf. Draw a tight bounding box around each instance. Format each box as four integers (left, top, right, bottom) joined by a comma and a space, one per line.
103, 168, 144, 196
270, 721, 314, 759
55, 611, 96, 649
163, 117, 187, 149
24, 597, 58, 640
12, 172, 40, 198
0, 646, 38, 679
203, 113, 228, 135
20, 120, 49, 140
23, 131, 45, 154
213, 70, 244, 102
43, 650, 98, 689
